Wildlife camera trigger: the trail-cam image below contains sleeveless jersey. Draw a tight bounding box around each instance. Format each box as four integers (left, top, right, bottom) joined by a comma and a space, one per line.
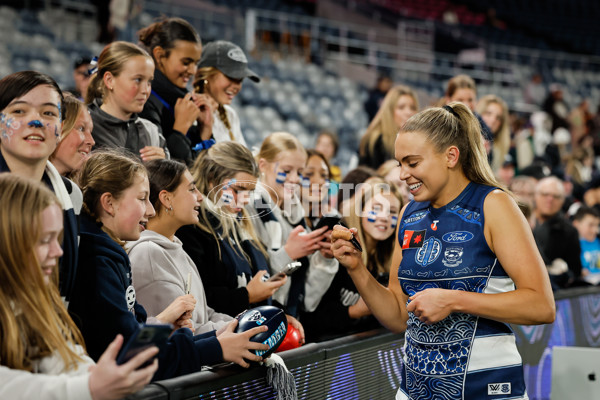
396, 183, 527, 400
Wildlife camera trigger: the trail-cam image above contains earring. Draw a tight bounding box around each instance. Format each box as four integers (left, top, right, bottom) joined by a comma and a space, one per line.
165, 205, 173, 214
204, 79, 208, 86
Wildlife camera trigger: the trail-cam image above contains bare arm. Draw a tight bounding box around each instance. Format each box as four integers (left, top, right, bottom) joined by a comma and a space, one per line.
407, 190, 556, 326
331, 216, 409, 332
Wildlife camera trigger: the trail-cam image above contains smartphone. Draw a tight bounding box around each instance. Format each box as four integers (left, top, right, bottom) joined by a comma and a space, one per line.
265, 261, 302, 282
314, 215, 342, 231
116, 324, 173, 368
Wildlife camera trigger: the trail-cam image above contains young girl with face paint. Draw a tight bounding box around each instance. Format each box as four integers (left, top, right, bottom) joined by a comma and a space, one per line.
0, 71, 80, 307
247, 132, 336, 318
87, 41, 168, 162
139, 17, 212, 164
128, 159, 233, 334
177, 142, 288, 318
300, 177, 402, 342
50, 93, 95, 177
0, 174, 158, 400
194, 40, 260, 146
331, 103, 555, 399
300, 149, 339, 231
69, 150, 269, 379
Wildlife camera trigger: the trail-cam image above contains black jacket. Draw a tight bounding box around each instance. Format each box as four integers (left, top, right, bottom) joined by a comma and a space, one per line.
177, 215, 271, 317
70, 214, 223, 380
139, 69, 196, 164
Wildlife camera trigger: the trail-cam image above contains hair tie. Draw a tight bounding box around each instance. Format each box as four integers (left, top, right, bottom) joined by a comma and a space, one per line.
87, 56, 99, 76
443, 105, 460, 120
192, 138, 216, 152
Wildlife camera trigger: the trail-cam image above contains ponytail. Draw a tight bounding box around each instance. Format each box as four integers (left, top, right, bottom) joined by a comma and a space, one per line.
402, 102, 507, 191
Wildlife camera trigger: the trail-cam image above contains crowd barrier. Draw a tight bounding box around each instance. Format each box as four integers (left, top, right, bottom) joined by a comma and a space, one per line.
127, 286, 600, 400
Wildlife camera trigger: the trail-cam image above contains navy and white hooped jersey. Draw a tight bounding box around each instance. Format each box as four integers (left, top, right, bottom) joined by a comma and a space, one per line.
396, 183, 527, 400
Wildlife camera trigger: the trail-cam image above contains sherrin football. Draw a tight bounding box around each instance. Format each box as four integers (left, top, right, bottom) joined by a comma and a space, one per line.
235, 305, 287, 358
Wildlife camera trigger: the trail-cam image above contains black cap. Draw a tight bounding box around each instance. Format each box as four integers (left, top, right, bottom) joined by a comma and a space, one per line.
198, 41, 260, 82
73, 56, 92, 69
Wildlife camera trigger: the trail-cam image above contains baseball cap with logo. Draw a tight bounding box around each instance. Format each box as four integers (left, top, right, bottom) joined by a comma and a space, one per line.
198, 40, 260, 82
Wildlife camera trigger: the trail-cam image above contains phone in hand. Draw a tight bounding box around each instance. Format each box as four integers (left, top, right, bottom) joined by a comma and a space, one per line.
314, 215, 342, 231
263, 262, 303, 282
116, 324, 173, 368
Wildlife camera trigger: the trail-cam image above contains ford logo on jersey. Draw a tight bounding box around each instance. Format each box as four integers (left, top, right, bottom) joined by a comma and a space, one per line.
442, 231, 474, 243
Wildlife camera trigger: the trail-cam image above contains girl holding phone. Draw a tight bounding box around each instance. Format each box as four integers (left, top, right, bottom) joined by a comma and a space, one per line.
138, 17, 212, 164
69, 150, 270, 379
301, 177, 402, 341
177, 142, 287, 317
0, 174, 158, 400
248, 132, 337, 318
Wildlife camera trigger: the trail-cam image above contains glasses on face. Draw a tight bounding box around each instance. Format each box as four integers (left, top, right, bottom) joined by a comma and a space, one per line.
537, 191, 564, 200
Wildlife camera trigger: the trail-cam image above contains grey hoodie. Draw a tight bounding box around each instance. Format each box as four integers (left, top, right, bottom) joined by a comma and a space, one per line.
128, 230, 231, 333
88, 100, 169, 157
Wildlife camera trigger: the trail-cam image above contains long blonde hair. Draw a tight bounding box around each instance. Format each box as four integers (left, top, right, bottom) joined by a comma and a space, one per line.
402, 102, 506, 191
191, 141, 268, 261
475, 94, 511, 172
344, 176, 403, 275
360, 85, 419, 162
0, 174, 85, 371
86, 41, 152, 104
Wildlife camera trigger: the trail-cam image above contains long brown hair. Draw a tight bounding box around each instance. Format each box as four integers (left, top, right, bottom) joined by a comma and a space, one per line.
0, 174, 85, 371
475, 94, 511, 172
360, 85, 419, 162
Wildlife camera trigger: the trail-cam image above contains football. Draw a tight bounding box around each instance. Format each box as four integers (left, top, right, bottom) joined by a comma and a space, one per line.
235, 305, 288, 358
276, 323, 303, 352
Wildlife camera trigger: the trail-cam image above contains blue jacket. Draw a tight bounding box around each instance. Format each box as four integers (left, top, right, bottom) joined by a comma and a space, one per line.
70, 213, 223, 380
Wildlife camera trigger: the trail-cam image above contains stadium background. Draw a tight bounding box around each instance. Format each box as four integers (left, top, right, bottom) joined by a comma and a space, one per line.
3, 0, 600, 398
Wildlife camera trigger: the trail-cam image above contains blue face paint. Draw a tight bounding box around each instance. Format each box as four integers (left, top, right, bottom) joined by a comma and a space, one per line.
367, 210, 377, 223
28, 120, 43, 128
275, 171, 287, 185
391, 215, 398, 229
225, 178, 236, 189
301, 176, 310, 188
221, 191, 234, 205
57, 102, 62, 121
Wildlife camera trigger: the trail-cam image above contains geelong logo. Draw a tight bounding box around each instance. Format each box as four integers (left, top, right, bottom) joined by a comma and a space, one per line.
442, 231, 474, 243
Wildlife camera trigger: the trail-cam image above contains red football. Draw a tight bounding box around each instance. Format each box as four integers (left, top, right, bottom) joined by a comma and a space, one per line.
276, 323, 303, 352
235, 305, 287, 358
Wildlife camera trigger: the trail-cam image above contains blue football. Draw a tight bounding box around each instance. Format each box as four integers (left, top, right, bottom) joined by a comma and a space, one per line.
235, 305, 287, 358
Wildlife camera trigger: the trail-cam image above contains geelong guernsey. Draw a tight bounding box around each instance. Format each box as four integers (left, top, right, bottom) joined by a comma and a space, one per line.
397, 183, 527, 400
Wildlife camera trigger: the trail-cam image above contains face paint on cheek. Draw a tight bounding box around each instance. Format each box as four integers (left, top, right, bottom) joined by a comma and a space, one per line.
221, 191, 234, 205
301, 176, 310, 188
367, 210, 377, 223
391, 215, 398, 229
275, 171, 287, 185
0, 114, 20, 142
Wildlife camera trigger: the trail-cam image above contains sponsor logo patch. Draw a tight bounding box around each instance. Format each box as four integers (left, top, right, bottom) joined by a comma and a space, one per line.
403, 211, 427, 224
442, 231, 474, 243
488, 382, 511, 395
402, 229, 426, 249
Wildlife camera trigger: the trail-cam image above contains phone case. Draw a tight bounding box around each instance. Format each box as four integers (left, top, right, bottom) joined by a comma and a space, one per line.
116, 324, 172, 368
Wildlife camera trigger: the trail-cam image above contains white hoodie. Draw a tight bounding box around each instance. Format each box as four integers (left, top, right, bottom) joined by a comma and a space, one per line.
128, 230, 232, 333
